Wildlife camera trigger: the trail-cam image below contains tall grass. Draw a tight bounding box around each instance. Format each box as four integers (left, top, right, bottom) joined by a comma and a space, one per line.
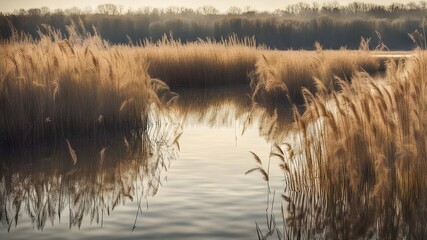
251, 47, 381, 111
140, 35, 260, 86
0, 24, 176, 148
0, 23, 182, 231
1, 23, 387, 150
270, 51, 427, 238
0, 23, 390, 151
140, 38, 383, 89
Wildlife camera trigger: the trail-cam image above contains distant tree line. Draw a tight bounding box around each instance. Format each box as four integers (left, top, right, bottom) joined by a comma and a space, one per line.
1, 2, 426, 50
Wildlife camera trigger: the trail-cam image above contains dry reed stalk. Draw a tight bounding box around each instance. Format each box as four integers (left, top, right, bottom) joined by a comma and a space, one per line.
274, 51, 427, 238
0, 23, 177, 147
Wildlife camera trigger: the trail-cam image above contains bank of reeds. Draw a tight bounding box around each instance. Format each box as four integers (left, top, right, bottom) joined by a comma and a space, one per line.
0, 23, 393, 150
272, 51, 427, 238
251, 49, 382, 112
0, 24, 177, 148
140, 35, 259, 86
139, 37, 384, 102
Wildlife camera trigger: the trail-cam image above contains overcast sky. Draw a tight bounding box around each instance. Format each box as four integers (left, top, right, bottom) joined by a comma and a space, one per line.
0, 0, 420, 13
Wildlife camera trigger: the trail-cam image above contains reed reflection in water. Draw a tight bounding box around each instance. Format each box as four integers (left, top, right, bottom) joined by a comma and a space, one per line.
172, 85, 251, 127
0, 85, 284, 239
172, 84, 295, 140
137, 85, 284, 239
0, 107, 182, 233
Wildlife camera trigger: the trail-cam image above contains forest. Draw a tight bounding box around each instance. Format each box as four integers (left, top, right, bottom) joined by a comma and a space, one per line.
1, 2, 427, 50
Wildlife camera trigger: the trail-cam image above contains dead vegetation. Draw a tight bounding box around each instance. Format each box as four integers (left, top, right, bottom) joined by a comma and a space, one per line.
0, 23, 177, 148
265, 51, 427, 239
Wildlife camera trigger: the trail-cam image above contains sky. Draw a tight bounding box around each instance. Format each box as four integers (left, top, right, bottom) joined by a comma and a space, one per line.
0, 0, 420, 13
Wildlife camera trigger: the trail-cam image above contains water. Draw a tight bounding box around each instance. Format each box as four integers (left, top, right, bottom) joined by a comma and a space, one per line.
137, 125, 281, 239
2, 84, 426, 239
0, 85, 285, 239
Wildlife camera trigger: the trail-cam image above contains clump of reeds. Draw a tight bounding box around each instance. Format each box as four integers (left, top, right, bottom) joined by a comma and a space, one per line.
250, 49, 382, 111
273, 51, 427, 238
139, 34, 260, 87
0, 23, 177, 148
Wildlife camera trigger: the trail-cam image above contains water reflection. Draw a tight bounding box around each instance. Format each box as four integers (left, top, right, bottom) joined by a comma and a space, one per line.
172, 85, 251, 127
280, 185, 427, 239
0, 85, 269, 236
251, 146, 427, 240
0, 109, 181, 232
172, 84, 294, 142
175, 82, 427, 240
5, 82, 422, 239
0, 84, 301, 239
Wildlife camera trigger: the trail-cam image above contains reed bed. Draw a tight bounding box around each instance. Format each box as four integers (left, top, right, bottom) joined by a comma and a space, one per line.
139, 35, 260, 87
0, 23, 387, 150
140, 38, 385, 90
251, 49, 382, 111
271, 51, 427, 238
0, 24, 177, 148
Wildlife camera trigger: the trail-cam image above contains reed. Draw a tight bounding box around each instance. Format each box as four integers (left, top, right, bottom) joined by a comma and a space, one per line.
0, 22, 403, 153
1, 23, 386, 150
273, 51, 427, 238
0, 24, 177, 148
139, 34, 260, 87
251, 49, 382, 110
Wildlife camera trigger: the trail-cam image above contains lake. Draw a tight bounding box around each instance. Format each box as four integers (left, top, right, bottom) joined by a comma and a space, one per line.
2, 83, 426, 240
0, 85, 285, 239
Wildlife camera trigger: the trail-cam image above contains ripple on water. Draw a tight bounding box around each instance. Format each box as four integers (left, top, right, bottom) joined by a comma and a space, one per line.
1, 120, 284, 240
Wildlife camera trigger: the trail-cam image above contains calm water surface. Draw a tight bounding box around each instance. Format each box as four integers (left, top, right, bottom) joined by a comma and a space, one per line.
0, 86, 284, 239
2, 85, 425, 239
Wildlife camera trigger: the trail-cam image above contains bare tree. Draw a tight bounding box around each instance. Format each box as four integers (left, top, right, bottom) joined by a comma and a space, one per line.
196, 5, 219, 15
28, 8, 41, 16
97, 4, 124, 15
40, 7, 50, 16
227, 6, 242, 15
